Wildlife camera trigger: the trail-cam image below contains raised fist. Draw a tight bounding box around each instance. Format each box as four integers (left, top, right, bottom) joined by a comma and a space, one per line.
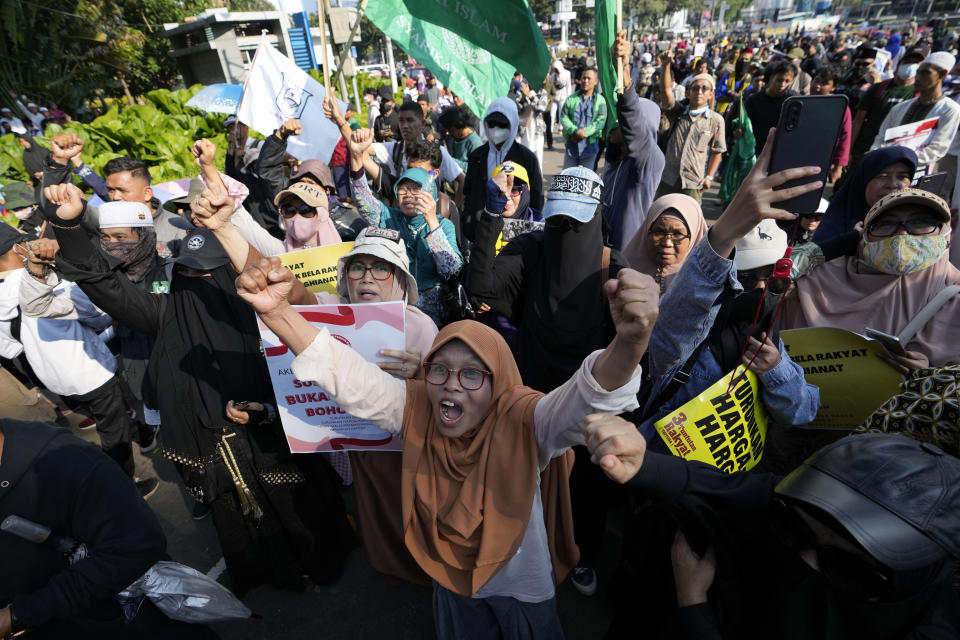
235, 256, 296, 316
191, 187, 235, 231
191, 138, 217, 168
43, 183, 85, 221
50, 133, 84, 165
605, 269, 660, 347
348, 128, 375, 156
279, 118, 302, 138
582, 413, 647, 484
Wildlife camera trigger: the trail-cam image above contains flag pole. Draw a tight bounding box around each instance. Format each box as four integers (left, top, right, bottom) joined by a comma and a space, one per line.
616, 0, 624, 93
318, 0, 333, 92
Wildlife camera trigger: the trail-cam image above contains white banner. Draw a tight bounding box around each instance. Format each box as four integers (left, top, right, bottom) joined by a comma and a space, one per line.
882, 117, 940, 153
237, 38, 348, 165
259, 301, 406, 453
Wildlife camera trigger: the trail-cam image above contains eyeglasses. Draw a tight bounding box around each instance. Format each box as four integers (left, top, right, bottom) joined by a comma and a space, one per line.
396, 184, 422, 196
688, 85, 712, 93
866, 218, 943, 237
422, 362, 492, 390
771, 498, 891, 597
650, 230, 691, 243
281, 203, 317, 218
346, 261, 394, 280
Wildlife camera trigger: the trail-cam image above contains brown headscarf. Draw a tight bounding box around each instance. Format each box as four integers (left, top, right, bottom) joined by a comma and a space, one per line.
622, 194, 708, 292
786, 223, 960, 367
400, 320, 562, 596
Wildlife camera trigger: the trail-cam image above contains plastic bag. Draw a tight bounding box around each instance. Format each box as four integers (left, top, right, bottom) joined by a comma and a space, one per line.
118, 560, 251, 623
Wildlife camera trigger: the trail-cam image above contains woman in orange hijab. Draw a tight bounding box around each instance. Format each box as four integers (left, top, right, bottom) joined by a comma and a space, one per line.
236, 257, 658, 638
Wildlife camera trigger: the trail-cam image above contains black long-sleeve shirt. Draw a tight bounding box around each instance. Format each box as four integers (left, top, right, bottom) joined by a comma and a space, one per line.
1, 420, 165, 627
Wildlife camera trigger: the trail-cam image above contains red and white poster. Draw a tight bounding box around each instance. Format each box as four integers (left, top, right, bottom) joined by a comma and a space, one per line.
882, 117, 939, 152
258, 301, 406, 453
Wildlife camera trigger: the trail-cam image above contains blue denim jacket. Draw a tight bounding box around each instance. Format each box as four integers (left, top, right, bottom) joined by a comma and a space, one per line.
637, 234, 820, 446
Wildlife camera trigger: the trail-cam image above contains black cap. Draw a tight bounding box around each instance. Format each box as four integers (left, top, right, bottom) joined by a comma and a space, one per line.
776, 434, 960, 571
0, 221, 25, 255
171, 228, 230, 272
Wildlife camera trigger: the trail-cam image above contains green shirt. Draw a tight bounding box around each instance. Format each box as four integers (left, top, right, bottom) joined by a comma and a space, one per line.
854, 81, 917, 155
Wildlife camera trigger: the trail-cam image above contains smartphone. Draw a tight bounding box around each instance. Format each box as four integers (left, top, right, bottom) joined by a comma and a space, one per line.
915, 172, 948, 198
865, 328, 906, 356
233, 400, 250, 410
768, 95, 849, 214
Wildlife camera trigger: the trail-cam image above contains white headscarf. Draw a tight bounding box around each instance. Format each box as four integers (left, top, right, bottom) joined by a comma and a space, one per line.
482, 98, 520, 181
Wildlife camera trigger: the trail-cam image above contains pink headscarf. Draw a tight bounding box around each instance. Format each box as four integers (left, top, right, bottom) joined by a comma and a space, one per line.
786, 224, 960, 367
622, 194, 708, 292
281, 207, 342, 253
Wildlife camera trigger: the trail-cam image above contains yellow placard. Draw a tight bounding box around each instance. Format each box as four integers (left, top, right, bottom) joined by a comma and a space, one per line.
654, 369, 768, 474
278, 242, 353, 294
781, 327, 904, 430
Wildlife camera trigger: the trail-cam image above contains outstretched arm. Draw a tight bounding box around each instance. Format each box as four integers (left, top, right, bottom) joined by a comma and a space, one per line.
236, 258, 405, 432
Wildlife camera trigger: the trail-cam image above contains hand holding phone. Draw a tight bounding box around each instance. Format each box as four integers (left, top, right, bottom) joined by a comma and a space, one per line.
865, 328, 906, 356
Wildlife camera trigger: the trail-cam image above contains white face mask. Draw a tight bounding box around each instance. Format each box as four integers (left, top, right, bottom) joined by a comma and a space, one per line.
897, 63, 919, 80
487, 127, 510, 145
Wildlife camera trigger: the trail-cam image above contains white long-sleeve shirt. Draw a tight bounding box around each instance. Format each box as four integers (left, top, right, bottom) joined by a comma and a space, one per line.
290, 328, 642, 602
871, 95, 960, 170
18, 270, 115, 396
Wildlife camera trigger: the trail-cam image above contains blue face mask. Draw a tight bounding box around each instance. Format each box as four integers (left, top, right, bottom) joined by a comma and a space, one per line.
689, 106, 709, 116
897, 63, 919, 80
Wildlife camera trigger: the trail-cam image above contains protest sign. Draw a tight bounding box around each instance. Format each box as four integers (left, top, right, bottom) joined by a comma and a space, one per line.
781, 327, 904, 429
882, 117, 939, 153
654, 368, 768, 473
259, 301, 406, 453
365, 0, 549, 121
278, 242, 353, 294
874, 49, 891, 75
237, 38, 348, 165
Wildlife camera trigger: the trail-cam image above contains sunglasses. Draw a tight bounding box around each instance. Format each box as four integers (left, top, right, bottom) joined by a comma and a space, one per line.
866, 218, 943, 238
281, 203, 317, 218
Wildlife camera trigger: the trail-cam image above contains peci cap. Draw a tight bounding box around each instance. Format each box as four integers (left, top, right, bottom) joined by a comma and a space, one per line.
336, 227, 419, 304
923, 51, 956, 74
734, 219, 788, 272
863, 187, 951, 228
776, 433, 960, 571
291, 159, 335, 191
171, 227, 230, 272
274, 181, 329, 209
688, 73, 716, 90
99, 201, 153, 229
542, 167, 603, 223
492, 161, 529, 186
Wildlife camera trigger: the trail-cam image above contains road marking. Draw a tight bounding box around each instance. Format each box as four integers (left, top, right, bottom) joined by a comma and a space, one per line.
206, 557, 226, 581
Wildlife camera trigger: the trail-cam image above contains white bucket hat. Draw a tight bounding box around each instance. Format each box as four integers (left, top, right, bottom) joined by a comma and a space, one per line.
336, 227, 419, 304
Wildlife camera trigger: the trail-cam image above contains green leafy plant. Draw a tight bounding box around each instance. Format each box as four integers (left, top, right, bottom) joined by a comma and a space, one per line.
0, 85, 229, 186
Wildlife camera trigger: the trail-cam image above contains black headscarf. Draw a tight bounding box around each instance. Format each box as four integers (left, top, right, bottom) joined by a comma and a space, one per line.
19, 134, 50, 178
707, 286, 783, 373
149, 265, 273, 466
814, 146, 917, 243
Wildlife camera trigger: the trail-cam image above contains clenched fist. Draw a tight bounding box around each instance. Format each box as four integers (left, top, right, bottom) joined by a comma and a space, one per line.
605, 269, 659, 347
51, 133, 84, 165
278, 118, 302, 139
582, 413, 647, 484
235, 257, 297, 316
191, 188, 234, 231
192, 138, 218, 168
43, 183, 85, 220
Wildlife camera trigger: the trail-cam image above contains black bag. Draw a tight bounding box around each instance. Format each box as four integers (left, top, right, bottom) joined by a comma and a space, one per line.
437, 276, 476, 326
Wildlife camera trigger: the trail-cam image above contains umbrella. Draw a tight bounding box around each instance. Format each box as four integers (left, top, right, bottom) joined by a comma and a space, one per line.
185, 84, 243, 115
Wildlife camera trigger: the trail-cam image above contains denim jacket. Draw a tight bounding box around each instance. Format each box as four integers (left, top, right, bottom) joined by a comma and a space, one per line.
637, 234, 820, 445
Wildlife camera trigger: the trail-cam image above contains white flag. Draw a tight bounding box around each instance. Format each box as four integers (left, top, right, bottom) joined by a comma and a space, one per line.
237, 38, 347, 165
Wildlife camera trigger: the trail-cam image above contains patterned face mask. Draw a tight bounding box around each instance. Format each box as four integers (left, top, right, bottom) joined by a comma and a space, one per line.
860, 234, 949, 275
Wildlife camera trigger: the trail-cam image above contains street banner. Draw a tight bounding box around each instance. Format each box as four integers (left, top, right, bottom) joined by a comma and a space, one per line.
259, 301, 406, 453
882, 117, 939, 154
781, 327, 904, 429
365, 0, 550, 120
278, 242, 353, 294
237, 38, 348, 164
594, 0, 620, 131
654, 368, 768, 473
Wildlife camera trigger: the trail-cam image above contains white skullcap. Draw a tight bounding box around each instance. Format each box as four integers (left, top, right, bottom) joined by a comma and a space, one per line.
923, 51, 956, 73
98, 201, 153, 229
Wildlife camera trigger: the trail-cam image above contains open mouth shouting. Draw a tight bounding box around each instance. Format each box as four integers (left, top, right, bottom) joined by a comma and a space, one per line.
438, 398, 464, 426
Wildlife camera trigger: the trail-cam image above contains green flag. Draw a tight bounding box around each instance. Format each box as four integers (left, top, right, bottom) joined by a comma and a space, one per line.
365, 0, 550, 120
594, 0, 619, 132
